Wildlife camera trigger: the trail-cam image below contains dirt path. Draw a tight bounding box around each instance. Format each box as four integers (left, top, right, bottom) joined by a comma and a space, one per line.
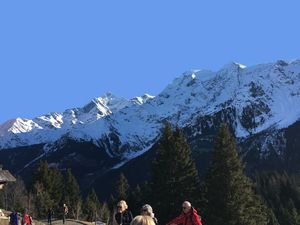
49, 219, 92, 225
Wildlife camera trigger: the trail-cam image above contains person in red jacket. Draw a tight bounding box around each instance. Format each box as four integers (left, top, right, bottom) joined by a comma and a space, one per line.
21, 209, 32, 225
167, 201, 202, 225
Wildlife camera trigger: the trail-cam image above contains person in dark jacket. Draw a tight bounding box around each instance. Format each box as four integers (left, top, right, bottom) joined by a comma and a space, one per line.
115, 200, 133, 225
167, 201, 202, 225
140, 204, 158, 225
9, 211, 19, 225
47, 207, 54, 225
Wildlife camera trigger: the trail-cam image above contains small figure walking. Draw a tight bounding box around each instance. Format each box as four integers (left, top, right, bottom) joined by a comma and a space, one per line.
62, 203, 68, 224
22, 209, 32, 225
48, 207, 54, 225
9, 211, 19, 225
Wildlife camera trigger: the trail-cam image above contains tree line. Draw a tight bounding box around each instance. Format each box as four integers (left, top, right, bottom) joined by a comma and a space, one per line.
0, 162, 110, 223
1, 122, 300, 225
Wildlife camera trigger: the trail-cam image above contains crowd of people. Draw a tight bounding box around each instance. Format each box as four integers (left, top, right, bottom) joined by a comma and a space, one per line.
9, 209, 32, 225
7, 200, 202, 225
115, 200, 202, 225
8, 204, 67, 225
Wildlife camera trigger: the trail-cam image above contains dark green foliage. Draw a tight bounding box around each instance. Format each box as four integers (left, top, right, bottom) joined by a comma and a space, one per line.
31, 161, 64, 217
31, 162, 83, 219
63, 169, 82, 219
254, 171, 300, 225
267, 209, 280, 225
83, 189, 101, 222
205, 124, 269, 225
127, 185, 143, 215
33, 182, 52, 218
150, 122, 201, 224
99, 202, 110, 223
115, 173, 130, 201
107, 194, 116, 211
107, 195, 117, 225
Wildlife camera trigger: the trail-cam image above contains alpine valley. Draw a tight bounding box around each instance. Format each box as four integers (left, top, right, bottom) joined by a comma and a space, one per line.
1, 59, 300, 198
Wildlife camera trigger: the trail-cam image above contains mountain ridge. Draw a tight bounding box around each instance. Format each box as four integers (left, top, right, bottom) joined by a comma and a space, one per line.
1, 59, 300, 198
1, 59, 300, 160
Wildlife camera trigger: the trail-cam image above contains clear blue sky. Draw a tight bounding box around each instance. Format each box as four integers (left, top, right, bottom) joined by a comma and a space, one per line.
1, 0, 300, 123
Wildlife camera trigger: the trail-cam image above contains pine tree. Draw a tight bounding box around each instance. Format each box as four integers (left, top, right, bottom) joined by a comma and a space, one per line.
253, 171, 300, 225
150, 122, 201, 224
100, 202, 110, 224
107, 195, 117, 225
205, 124, 268, 225
64, 169, 82, 219
267, 209, 280, 225
31, 161, 64, 217
115, 173, 130, 201
127, 185, 143, 215
31, 161, 53, 217
84, 189, 101, 222
32, 181, 52, 217
48, 168, 64, 211
32, 161, 50, 188
279, 200, 300, 225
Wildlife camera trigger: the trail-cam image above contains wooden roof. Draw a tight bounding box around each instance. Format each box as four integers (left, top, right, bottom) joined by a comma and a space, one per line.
0, 170, 16, 183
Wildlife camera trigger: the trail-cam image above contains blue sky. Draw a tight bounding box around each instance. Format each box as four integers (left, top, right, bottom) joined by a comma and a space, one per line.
0, 0, 300, 123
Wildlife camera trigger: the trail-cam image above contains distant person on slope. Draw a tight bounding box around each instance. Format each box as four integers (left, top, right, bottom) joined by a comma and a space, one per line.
115, 200, 133, 225
167, 201, 202, 225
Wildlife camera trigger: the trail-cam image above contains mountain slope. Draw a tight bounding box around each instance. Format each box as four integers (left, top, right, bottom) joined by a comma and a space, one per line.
2, 60, 300, 154
1, 59, 300, 197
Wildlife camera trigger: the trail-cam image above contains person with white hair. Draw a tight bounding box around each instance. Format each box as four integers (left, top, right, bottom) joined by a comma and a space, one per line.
115, 200, 133, 225
140, 204, 158, 225
167, 201, 202, 225
130, 215, 155, 225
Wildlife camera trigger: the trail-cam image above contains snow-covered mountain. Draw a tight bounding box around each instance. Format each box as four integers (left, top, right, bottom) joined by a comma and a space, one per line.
1, 59, 300, 161
0, 92, 154, 149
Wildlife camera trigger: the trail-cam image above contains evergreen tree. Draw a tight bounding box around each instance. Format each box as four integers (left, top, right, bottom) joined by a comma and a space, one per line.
150, 122, 201, 224
107, 195, 117, 225
127, 185, 143, 215
32, 181, 52, 218
84, 189, 101, 222
49, 167, 64, 211
31, 161, 53, 217
253, 171, 300, 225
64, 169, 82, 219
280, 200, 300, 225
205, 124, 268, 225
30, 161, 64, 217
115, 173, 130, 201
107, 194, 116, 211
100, 202, 110, 224
32, 161, 50, 188
267, 209, 280, 225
